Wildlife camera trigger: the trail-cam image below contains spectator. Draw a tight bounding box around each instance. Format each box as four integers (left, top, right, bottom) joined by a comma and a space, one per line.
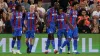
0, 0, 8, 13
77, 9, 91, 33
92, 4, 100, 33
17, 0, 22, 4
0, 0, 8, 9
90, 0, 98, 13
21, 0, 30, 12
29, 0, 34, 5
8, 0, 18, 12
5, 8, 12, 33
37, 0, 46, 33
0, 9, 5, 33
42, 0, 51, 10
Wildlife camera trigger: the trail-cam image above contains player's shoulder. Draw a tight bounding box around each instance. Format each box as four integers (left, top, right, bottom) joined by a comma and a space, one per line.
47, 7, 53, 11
26, 12, 30, 15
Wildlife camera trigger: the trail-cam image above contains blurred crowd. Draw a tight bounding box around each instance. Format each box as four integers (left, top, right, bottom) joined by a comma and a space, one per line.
0, 0, 100, 33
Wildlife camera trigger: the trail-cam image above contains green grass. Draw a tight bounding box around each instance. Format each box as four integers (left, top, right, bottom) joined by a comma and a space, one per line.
0, 34, 100, 56
0, 53, 100, 56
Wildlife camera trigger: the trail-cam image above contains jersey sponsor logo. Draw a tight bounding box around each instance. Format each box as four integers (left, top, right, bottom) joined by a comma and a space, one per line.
73, 15, 77, 17
57, 19, 64, 21
52, 13, 57, 16
16, 16, 22, 19
28, 17, 35, 19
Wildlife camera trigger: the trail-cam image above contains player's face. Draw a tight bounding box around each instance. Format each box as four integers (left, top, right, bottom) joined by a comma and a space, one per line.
75, 4, 79, 10
30, 6, 35, 12
58, 9, 63, 14
54, 3, 59, 10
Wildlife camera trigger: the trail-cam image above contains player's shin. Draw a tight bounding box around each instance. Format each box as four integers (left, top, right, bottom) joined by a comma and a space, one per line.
11, 37, 16, 49
45, 39, 50, 50
73, 39, 77, 52
17, 36, 21, 50
26, 38, 29, 48
58, 37, 62, 50
29, 38, 33, 52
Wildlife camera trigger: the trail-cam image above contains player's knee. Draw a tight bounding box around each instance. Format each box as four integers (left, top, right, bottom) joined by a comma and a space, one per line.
13, 37, 16, 41
17, 36, 21, 40
67, 38, 71, 41
30, 38, 33, 44
48, 34, 54, 40
58, 36, 62, 40
25, 38, 29, 43
73, 37, 78, 40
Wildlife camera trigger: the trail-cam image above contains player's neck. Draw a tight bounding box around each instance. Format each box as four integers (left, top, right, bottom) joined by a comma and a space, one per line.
73, 7, 77, 11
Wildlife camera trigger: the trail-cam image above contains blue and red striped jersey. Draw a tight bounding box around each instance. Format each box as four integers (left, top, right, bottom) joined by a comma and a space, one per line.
11, 11, 23, 29
57, 12, 67, 29
25, 12, 37, 31
46, 7, 57, 28
68, 9, 78, 28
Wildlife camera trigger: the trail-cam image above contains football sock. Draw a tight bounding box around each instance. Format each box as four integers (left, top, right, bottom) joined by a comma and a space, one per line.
17, 40, 21, 50
45, 39, 50, 50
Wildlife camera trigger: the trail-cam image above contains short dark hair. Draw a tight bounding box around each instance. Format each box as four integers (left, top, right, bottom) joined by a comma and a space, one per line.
71, 1, 79, 7
15, 4, 22, 12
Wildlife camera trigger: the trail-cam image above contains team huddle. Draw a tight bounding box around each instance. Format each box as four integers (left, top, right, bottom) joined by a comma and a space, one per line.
11, 1, 80, 54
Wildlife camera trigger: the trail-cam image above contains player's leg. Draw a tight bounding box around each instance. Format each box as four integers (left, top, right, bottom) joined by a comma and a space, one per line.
45, 28, 53, 54
29, 31, 35, 53
45, 34, 51, 54
60, 29, 72, 54
16, 36, 22, 54
57, 29, 63, 54
11, 37, 17, 54
50, 33, 58, 54
11, 30, 17, 54
25, 31, 30, 53
12, 37, 16, 49
26, 38, 30, 53
73, 27, 79, 54
16, 29, 22, 54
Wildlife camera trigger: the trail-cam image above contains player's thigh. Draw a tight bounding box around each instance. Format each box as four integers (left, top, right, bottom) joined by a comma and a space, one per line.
25, 31, 30, 38
63, 30, 68, 38
12, 30, 17, 37
17, 28, 22, 36
67, 29, 73, 38
73, 28, 78, 39
30, 31, 35, 39
57, 29, 63, 39
47, 28, 54, 34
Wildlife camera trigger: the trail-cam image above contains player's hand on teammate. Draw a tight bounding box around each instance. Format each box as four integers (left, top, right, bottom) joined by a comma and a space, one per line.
12, 27, 14, 32
23, 27, 27, 33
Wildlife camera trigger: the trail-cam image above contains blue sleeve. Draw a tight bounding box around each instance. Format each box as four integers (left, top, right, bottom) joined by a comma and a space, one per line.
68, 10, 72, 19
47, 9, 50, 16
10, 12, 14, 28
